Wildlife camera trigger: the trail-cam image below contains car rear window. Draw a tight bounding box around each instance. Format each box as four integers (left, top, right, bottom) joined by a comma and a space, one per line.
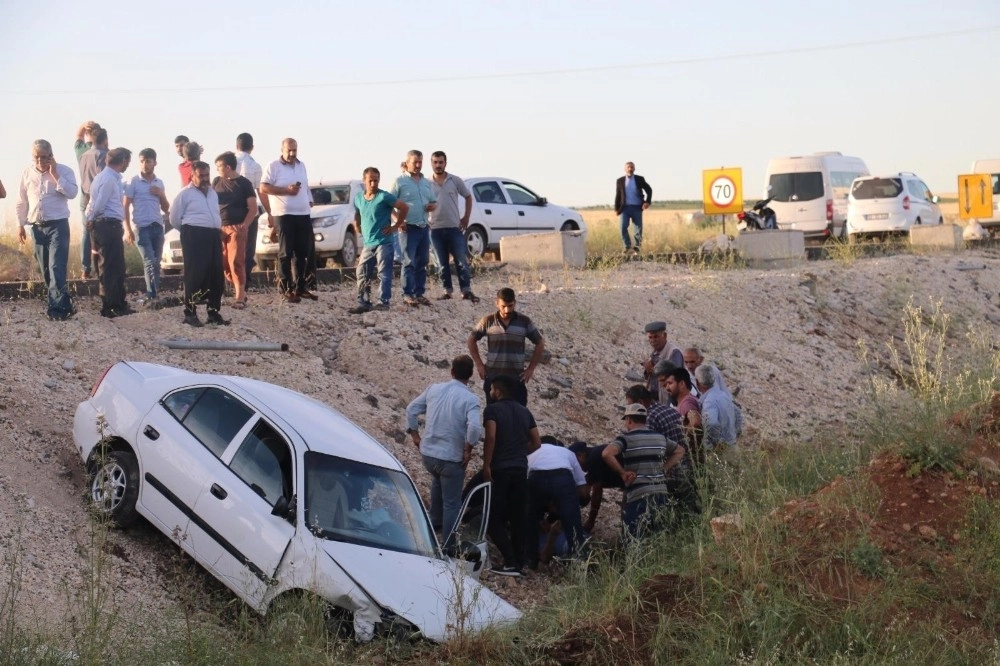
852, 178, 903, 200
768, 172, 824, 202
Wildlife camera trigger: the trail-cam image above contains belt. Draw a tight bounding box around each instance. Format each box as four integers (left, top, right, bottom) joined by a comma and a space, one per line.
529, 468, 571, 478
94, 217, 123, 223
31, 218, 66, 227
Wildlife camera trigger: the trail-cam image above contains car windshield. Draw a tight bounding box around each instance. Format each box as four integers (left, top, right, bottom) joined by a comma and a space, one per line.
768, 172, 824, 202
852, 178, 903, 200
304, 452, 437, 557
311, 185, 351, 205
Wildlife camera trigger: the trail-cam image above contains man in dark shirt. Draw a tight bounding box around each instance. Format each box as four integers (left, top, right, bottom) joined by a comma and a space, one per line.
213, 152, 257, 308
482, 375, 540, 576
570, 441, 626, 533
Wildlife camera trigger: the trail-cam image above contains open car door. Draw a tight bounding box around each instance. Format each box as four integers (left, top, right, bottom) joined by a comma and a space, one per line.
443, 481, 491, 579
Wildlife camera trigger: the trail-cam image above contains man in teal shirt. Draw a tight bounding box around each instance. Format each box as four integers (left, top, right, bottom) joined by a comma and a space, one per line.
391, 150, 437, 307
349, 167, 410, 314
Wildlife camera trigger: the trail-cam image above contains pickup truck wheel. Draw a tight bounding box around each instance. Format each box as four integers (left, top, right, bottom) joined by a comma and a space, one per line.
337, 230, 358, 267
465, 225, 487, 258
88, 449, 140, 528
560, 221, 578, 232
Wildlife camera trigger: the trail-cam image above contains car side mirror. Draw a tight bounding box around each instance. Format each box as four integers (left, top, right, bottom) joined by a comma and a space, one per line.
537, 197, 547, 206
931, 195, 939, 204
271, 494, 296, 522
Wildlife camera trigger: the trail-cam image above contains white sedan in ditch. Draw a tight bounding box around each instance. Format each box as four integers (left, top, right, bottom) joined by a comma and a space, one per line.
73, 361, 516, 642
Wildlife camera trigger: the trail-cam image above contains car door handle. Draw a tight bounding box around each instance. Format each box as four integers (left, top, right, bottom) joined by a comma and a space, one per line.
517, 211, 525, 216
210, 483, 228, 500
484, 209, 492, 215
143, 425, 159, 441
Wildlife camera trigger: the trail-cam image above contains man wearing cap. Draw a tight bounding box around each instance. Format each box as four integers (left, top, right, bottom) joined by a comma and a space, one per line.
601, 403, 686, 538
643, 321, 683, 402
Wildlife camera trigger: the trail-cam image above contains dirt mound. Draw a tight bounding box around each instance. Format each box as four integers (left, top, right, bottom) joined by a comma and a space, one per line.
0, 243, 32, 283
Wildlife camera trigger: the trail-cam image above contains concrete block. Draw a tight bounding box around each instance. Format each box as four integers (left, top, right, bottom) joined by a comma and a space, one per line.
909, 224, 963, 250
735, 229, 805, 268
500, 231, 586, 268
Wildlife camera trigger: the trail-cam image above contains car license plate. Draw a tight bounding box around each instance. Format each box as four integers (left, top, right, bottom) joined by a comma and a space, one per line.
864, 213, 889, 220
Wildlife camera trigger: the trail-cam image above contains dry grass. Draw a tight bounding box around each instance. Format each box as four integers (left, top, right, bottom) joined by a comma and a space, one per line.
578, 208, 730, 255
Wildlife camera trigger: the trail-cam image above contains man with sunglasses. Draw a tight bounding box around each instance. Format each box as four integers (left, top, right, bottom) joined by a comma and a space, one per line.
15, 140, 79, 320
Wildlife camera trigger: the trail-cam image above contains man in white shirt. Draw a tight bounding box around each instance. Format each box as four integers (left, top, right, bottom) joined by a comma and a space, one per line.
15, 139, 78, 320
85, 147, 132, 318
235, 132, 263, 274
259, 138, 315, 303
170, 161, 228, 328
526, 438, 590, 567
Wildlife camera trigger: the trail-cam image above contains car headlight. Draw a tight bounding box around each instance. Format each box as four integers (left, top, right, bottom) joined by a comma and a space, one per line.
315, 216, 336, 228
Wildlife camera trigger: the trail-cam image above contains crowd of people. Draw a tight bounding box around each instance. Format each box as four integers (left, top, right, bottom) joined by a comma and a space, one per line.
10, 121, 483, 323
406, 287, 742, 577
10, 121, 742, 576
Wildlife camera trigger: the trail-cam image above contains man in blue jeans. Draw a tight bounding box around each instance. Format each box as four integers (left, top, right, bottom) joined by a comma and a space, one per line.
349, 167, 410, 314
15, 139, 78, 321
124, 148, 169, 307
391, 150, 437, 307
405, 355, 483, 539
613, 161, 653, 254
428, 151, 480, 303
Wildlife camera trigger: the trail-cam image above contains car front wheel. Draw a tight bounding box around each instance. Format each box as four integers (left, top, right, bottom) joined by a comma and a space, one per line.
465, 225, 488, 258
560, 221, 578, 232
89, 449, 141, 528
337, 230, 358, 267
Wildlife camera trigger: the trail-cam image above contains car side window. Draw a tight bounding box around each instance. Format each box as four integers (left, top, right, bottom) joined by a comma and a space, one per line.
162, 387, 254, 457
229, 420, 293, 506
905, 180, 923, 199
473, 182, 505, 205
920, 181, 933, 200
503, 182, 539, 206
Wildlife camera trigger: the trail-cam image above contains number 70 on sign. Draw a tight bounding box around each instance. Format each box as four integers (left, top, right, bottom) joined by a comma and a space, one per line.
702, 167, 743, 215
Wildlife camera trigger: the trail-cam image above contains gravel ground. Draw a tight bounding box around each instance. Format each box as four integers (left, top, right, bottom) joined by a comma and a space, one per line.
2, 250, 1000, 636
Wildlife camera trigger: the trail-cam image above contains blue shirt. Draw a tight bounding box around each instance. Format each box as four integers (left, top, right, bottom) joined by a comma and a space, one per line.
624, 176, 642, 206
406, 379, 483, 463
700, 385, 741, 449
85, 167, 125, 221
390, 173, 436, 227
124, 174, 166, 227
354, 190, 398, 247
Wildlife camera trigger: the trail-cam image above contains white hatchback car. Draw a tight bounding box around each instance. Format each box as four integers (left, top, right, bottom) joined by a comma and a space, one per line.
846, 173, 943, 239
461, 177, 586, 257
73, 361, 518, 642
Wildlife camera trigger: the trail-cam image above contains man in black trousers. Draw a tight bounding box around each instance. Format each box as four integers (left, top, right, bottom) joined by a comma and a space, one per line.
169, 162, 229, 327
613, 161, 653, 254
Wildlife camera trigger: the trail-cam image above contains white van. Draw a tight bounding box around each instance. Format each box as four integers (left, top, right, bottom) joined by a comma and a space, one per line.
970, 159, 1000, 230
764, 152, 870, 241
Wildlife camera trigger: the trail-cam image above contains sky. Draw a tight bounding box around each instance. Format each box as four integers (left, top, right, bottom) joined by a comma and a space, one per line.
0, 0, 996, 229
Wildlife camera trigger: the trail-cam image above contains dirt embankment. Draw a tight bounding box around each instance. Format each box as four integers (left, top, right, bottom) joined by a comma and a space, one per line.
2, 251, 1000, 632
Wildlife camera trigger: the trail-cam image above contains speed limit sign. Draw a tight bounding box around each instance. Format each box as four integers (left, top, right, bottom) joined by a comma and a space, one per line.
702, 168, 743, 215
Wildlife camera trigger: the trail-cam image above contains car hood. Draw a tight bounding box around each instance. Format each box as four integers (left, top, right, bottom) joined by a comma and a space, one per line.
322, 540, 520, 641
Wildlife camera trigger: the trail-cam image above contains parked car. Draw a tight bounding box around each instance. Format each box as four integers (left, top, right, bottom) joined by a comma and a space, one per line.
764, 152, 870, 241
255, 180, 362, 270
161, 180, 362, 274
461, 177, 586, 257
73, 361, 518, 642
846, 173, 943, 239
969, 159, 1000, 233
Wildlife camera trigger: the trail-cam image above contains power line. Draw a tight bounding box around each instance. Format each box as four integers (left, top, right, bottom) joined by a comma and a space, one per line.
2, 25, 996, 96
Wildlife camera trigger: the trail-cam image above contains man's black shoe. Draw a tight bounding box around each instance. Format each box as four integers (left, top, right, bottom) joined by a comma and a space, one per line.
183, 313, 204, 327
348, 303, 372, 314
206, 311, 231, 326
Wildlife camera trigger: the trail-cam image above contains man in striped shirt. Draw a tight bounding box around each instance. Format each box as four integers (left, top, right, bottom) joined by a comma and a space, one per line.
601, 403, 686, 538
467, 287, 546, 406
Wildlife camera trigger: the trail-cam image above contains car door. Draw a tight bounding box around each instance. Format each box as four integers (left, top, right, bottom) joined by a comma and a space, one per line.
136, 386, 255, 551
502, 180, 557, 235
919, 180, 941, 224
443, 482, 491, 580
189, 416, 296, 609
905, 179, 930, 225
470, 180, 516, 245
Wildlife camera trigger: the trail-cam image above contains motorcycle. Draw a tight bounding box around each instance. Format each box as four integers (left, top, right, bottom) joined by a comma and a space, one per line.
736, 197, 777, 231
